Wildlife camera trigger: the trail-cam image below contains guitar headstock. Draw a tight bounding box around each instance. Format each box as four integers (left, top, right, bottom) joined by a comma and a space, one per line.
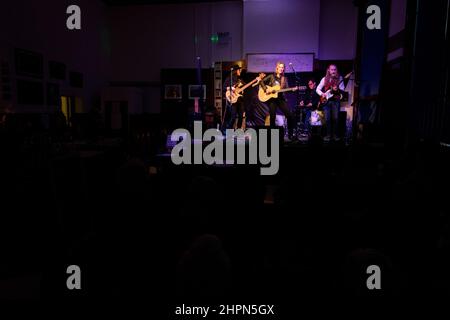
257, 72, 266, 80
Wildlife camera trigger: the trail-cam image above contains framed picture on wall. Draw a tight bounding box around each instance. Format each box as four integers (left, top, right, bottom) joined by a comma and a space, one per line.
14, 48, 44, 78
188, 85, 206, 100
164, 84, 182, 100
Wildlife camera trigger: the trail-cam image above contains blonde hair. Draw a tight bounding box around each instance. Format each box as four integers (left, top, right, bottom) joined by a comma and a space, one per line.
325, 64, 340, 88
275, 61, 285, 76
275, 61, 286, 87
276, 61, 285, 69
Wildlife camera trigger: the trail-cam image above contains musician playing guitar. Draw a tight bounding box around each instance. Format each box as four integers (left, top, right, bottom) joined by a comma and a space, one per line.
316, 64, 346, 141
223, 65, 264, 130
223, 65, 245, 129
259, 61, 297, 141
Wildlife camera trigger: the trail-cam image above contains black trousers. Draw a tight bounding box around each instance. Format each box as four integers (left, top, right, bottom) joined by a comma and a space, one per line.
268, 98, 294, 136
323, 100, 340, 138
225, 98, 245, 129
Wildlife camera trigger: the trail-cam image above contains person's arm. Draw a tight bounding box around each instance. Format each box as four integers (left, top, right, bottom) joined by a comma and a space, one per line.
259, 74, 272, 91
339, 76, 345, 91
316, 78, 325, 96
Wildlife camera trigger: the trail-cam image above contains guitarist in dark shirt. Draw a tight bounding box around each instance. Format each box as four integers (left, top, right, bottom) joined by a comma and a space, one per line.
223, 65, 246, 129
259, 61, 296, 140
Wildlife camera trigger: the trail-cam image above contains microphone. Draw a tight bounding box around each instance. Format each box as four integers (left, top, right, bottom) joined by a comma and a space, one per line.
289, 63, 300, 84
289, 62, 297, 73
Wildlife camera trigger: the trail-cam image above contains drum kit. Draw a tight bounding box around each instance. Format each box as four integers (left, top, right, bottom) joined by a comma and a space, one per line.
310, 109, 324, 127
276, 104, 324, 141
292, 103, 324, 139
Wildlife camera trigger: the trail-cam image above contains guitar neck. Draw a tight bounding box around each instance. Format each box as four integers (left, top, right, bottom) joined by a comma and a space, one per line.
277, 87, 297, 93
237, 78, 259, 92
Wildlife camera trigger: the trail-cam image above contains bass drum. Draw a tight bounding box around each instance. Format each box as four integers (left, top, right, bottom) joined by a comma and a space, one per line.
310, 110, 324, 126
275, 114, 286, 127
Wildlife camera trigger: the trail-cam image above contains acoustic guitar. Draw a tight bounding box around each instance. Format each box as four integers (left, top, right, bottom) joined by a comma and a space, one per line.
258, 85, 299, 102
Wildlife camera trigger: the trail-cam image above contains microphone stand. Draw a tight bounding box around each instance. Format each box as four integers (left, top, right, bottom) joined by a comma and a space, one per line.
290, 64, 302, 135
290, 63, 300, 97
221, 67, 233, 132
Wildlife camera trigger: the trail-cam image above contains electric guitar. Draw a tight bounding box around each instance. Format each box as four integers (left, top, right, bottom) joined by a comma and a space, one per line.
258, 85, 299, 102
226, 73, 266, 104
318, 71, 353, 105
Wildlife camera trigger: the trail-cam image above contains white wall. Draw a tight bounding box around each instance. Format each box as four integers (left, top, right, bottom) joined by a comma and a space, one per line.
243, 0, 321, 57
108, 1, 243, 82
243, 0, 357, 61
318, 0, 358, 60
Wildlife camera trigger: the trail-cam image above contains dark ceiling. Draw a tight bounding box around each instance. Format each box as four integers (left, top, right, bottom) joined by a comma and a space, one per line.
102, 0, 238, 5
